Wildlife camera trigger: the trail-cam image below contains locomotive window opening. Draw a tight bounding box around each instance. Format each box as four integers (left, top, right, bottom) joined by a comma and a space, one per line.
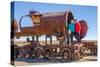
21, 16, 34, 27
52, 35, 59, 45
15, 36, 32, 46
38, 35, 45, 45
38, 35, 59, 45
46, 36, 50, 45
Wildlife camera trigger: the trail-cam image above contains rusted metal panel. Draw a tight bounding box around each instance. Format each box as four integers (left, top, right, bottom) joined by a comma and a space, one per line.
18, 11, 67, 36
16, 11, 88, 40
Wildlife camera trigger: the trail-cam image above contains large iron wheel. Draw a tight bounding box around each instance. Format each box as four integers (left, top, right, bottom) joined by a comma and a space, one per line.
33, 47, 44, 58
60, 48, 71, 60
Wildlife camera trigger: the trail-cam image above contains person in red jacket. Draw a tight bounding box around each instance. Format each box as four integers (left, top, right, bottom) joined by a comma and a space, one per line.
74, 19, 81, 43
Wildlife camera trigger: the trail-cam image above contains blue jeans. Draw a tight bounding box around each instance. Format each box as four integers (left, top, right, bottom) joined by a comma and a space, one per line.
67, 32, 75, 44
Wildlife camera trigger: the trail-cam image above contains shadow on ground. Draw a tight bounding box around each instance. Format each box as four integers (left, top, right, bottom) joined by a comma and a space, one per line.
15, 58, 72, 63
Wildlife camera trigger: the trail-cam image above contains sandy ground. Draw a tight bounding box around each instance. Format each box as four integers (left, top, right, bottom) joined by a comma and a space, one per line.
13, 56, 97, 66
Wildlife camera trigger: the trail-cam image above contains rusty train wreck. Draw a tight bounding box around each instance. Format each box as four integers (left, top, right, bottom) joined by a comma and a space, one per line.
11, 11, 97, 61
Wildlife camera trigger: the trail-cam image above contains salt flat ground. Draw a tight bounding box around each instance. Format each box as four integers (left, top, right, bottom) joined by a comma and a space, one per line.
14, 55, 97, 66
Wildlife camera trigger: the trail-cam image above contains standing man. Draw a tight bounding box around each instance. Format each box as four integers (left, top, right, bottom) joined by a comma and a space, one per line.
74, 19, 81, 43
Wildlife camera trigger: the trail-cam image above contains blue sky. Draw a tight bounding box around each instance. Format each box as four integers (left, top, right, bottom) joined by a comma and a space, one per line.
12, 1, 97, 40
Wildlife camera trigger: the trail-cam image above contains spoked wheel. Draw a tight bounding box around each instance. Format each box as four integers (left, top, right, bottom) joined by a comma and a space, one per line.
45, 49, 52, 59
63, 51, 69, 59
72, 52, 80, 61
18, 49, 26, 58
60, 48, 71, 60
33, 47, 44, 58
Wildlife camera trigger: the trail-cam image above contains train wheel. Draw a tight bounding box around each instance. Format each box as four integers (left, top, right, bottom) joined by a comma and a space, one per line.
60, 48, 71, 60
18, 49, 26, 58
33, 47, 44, 58
72, 52, 80, 61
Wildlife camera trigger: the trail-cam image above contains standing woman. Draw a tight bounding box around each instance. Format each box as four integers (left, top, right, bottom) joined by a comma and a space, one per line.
67, 19, 75, 44
66, 11, 74, 45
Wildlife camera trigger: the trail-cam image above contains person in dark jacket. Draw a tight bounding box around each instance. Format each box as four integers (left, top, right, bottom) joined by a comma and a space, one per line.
74, 19, 81, 43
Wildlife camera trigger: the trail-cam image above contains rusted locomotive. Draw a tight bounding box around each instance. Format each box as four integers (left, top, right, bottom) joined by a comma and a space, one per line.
11, 11, 96, 61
